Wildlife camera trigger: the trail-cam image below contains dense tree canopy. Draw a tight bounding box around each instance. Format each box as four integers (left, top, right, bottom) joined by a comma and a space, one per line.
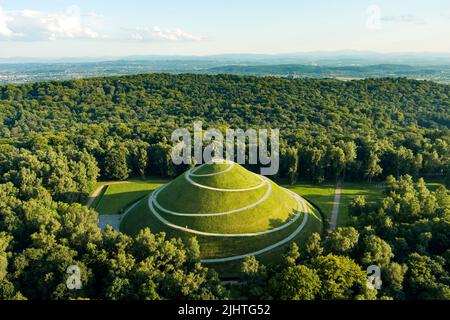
0, 74, 448, 300
0, 74, 448, 182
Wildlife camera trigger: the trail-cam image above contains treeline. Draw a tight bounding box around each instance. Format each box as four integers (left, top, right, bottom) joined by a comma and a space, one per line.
235, 175, 450, 300
0, 74, 449, 185
3, 129, 449, 187
282, 133, 449, 184
0, 144, 98, 203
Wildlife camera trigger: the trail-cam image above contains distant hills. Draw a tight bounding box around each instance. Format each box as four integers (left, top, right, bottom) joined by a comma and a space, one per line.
2, 51, 450, 65
0, 51, 449, 84
206, 64, 450, 82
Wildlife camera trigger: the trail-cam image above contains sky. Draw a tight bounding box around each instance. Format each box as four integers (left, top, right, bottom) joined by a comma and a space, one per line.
0, 0, 449, 58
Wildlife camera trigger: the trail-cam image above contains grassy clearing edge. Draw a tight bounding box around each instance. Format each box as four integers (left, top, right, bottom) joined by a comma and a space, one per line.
91, 185, 108, 209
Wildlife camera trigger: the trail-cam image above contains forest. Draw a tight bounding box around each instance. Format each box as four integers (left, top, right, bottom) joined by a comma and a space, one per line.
0, 74, 449, 299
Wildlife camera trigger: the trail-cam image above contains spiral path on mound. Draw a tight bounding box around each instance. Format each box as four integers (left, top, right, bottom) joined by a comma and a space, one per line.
188, 161, 264, 192
146, 161, 310, 262
152, 177, 271, 217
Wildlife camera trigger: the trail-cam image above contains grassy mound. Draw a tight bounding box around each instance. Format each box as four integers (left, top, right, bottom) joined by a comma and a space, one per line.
156, 173, 269, 214
121, 194, 321, 259
121, 161, 322, 260
156, 180, 297, 233
190, 162, 263, 189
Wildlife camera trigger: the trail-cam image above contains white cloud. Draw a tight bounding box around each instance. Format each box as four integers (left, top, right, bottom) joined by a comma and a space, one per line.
128, 26, 203, 42
0, 7, 13, 37
381, 14, 425, 24
0, 5, 201, 43
0, 5, 102, 41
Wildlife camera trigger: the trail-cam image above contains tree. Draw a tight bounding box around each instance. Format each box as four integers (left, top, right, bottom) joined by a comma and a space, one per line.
310, 254, 370, 300
405, 253, 450, 299
268, 265, 321, 300
240, 256, 265, 281
303, 233, 323, 260
59, 203, 102, 250
4, 167, 41, 201
104, 277, 134, 300
185, 237, 201, 263
339, 141, 357, 178
0, 279, 25, 300
240, 256, 267, 299
329, 146, 346, 179
382, 262, 408, 299
11, 236, 90, 300
101, 227, 226, 300
0, 232, 12, 281
284, 242, 300, 267
396, 147, 416, 177
349, 195, 366, 217
136, 148, 148, 178
435, 185, 449, 210
160, 264, 225, 300
70, 150, 99, 200
365, 152, 383, 182
127, 141, 149, 178
361, 235, 394, 267
445, 161, 450, 188
301, 146, 325, 183
324, 227, 359, 256
283, 147, 299, 185
150, 142, 175, 177
104, 145, 130, 180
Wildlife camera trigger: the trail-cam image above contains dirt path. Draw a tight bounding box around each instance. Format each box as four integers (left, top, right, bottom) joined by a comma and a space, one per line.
329, 181, 342, 230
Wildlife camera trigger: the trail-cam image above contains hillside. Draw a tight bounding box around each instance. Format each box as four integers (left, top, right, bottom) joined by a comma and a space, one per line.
120, 161, 322, 261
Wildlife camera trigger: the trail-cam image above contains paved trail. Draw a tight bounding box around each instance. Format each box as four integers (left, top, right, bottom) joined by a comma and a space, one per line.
329, 181, 342, 230
97, 200, 140, 231
88, 181, 131, 231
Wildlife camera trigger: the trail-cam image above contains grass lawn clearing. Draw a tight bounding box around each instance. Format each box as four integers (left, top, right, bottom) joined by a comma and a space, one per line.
93, 179, 167, 215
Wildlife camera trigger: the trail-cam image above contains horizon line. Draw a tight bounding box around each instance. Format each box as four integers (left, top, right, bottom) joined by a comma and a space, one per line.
1, 50, 450, 61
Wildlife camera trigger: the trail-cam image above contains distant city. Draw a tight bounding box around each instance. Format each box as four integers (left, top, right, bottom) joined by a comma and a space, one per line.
1, 51, 449, 84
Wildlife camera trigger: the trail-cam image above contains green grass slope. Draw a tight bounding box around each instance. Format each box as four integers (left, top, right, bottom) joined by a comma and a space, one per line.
121, 193, 321, 260
156, 173, 269, 214
190, 162, 263, 188
120, 162, 322, 260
